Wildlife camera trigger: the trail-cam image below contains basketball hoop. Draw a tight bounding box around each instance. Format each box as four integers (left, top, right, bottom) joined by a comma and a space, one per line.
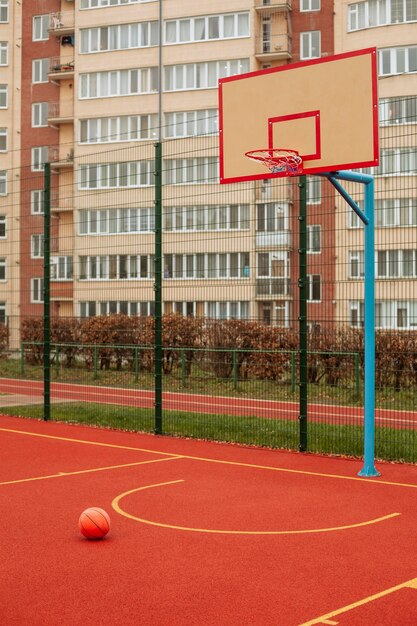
245, 149, 303, 177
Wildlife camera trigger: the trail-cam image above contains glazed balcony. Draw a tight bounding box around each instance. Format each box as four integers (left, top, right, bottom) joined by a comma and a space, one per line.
256, 278, 291, 297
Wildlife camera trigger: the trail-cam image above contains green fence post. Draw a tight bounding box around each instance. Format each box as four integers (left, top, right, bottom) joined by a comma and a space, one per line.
93, 345, 98, 380
181, 350, 186, 387
154, 141, 163, 434
135, 347, 139, 384
43, 162, 51, 421
20, 343, 25, 376
55, 345, 59, 378
355, 353, 360, 396
291, 351, 296, 393
298, 175, 308, 451
233, 350, 237, 390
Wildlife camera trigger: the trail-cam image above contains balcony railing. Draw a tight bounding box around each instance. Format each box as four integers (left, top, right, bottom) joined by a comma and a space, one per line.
255, 0, 292, 12
51, 190, 74, 212
255, 35, 292, 58
256, 231, 292, 248
48, 101, 74, 122
49, 12, 75, 34
49, 57, 75, 77
256, 278, 291, 297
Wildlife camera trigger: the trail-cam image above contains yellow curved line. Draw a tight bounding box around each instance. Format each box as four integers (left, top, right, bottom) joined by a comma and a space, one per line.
112, 480, 401, 536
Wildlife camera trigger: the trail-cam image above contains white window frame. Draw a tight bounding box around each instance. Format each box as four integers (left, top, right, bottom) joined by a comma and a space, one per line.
80, 0, 154, 8
0, 214, 6, 238
33, 15, 50, 42
300, 31, 321, 60
348, 251, 365, 278
307, 225, 321, 254
0, 127, 7, 152
31, 190, 44, 214
164, 13, 249, 45
0, 301, 5, 324
32, 103, 49, 128
32, 59, 49, 83
51, 256, 73, 281
0, 170, 6, 195
0, 1, 8, 23
164, 59, 249, 92
307, 274, 321, 301
31, 278, 44, 303
164, 109, 218, 138
378, 46, 417, 77
0, 257, 5, 281
31, 147, 48, 172
0, 42, 8, 66
379, 96, 417, 125
31, 234, 44, 259
0, 84, 7, 108
300, 0, 320, 11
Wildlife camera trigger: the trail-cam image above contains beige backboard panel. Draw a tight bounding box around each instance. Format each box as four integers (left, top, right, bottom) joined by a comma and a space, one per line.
219, 48, 379, 183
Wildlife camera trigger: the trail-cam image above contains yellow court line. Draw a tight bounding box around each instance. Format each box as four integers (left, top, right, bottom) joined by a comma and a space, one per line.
299, 577, 417, 625
0, 456, 182, 486
1, 425, 417, 490
112, 480, 400, 535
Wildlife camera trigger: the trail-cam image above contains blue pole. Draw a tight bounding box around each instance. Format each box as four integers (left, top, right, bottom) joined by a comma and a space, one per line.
323, 171, 379, 477
358, 176, 380, 477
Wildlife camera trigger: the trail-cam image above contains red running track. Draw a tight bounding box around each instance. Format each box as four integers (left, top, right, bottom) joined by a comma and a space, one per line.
0, 377, 415, 429
0, 378, 417, 429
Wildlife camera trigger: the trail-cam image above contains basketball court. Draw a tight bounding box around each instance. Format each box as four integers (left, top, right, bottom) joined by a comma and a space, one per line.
0, 414, 416, 625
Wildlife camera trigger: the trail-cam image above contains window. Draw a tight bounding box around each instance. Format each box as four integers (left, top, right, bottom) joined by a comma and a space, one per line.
307, 274, 321, 301
164, 59, 249, 92
0, 1, 8, 23
377, 249, 417, 278
32, 103, 48, 127
79, 161, 153, 189
375, 198, 417, 227
204, 302, 249, 320
379, 46, 417, 77
0, 42, 8, 65
32, 147, 48, 171
0, 171, 6, 195
301, 0, 320, 10
31, 190, 44, 214
306, 176, 322, 203
164, 204, 249, 232
0, 215, 5, 238
31, 235, 44, 258
0, 258, 5, 281
0, 302, 5, 324
165, 13, 249, 44
32, 59, 49, 83
256, 203, 287, 232
165, 109, 218, 138
33, 15, 50, 41
350, 300, 417, 330
379, 147, 417, 174
348, 0, 417, 31
79, 114, 158, 143
163, 253, 250, 280
51, 256, 73, 281
307, 225, 321, 253
0, 84, 7, 108
79, 67, 158, 99
79, 207, 155, 234
349, 251, 364, 278
379, 96, 417, 125
80, 0, 154, 8
164, 157, 219, 184
80, 21, 159, 53
31, 278, 44, 303
300, 31, 320, 60
79, 255, 154, 280
0, 128, 7, 152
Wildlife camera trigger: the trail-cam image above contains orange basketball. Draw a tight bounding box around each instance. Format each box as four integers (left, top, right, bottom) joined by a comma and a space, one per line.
79, 507, 110, 540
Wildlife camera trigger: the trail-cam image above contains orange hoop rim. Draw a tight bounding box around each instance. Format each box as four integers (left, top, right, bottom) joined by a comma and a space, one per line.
245, 149, 303, 176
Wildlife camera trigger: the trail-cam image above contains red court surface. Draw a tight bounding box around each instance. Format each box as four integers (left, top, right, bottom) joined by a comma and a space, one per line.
0, 414, 416, 626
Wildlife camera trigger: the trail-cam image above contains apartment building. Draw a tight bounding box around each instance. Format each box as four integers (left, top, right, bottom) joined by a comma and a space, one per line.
334, 0, 417, 330
2, 0, 415, 346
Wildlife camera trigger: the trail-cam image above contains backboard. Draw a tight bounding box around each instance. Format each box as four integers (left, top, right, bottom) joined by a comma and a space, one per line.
218, 48, 379, 183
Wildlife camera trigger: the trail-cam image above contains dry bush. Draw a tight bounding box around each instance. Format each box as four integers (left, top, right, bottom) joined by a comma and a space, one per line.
0, 322, 9, 358
21, 318, 44, 364
162, 313, 203, 376
246, 326, 297, 381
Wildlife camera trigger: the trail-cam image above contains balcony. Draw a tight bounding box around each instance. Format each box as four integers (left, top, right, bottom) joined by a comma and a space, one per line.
255, 0, 292, 14
49, 12, 75, 37
51, 148, 74, 171
48, 57, 74, 81
256, 231, 292, 248
48, 101, 74, 126
255, 35, 292, 61
51, 190, 74, 213
256, 278, 291, 297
